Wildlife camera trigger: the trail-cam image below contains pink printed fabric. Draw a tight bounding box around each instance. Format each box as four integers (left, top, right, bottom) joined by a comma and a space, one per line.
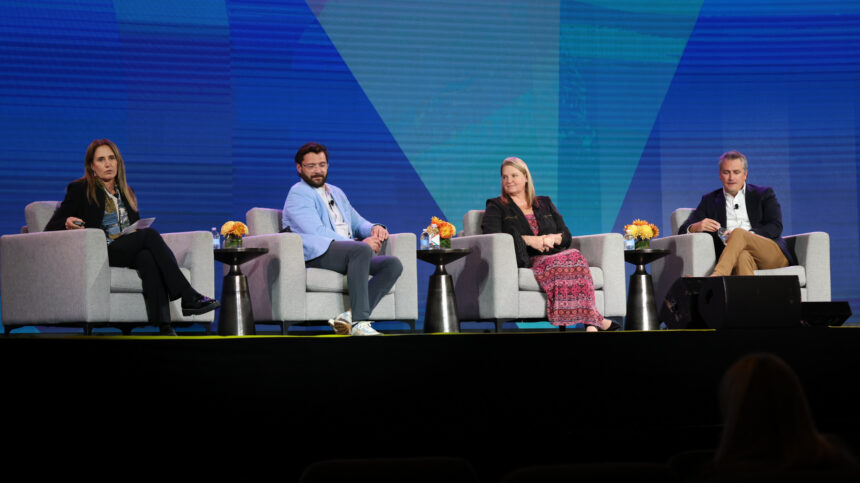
526, 215, 603, 327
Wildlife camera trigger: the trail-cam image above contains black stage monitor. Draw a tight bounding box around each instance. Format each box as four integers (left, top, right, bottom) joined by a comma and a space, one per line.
661, 276, 802, 329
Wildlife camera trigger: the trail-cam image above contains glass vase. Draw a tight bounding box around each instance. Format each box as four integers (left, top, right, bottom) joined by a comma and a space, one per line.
224, 234, 243, 249
635, 238, 650, 250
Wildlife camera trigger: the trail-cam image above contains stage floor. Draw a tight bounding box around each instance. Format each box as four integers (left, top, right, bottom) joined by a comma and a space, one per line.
2, 328, 858, 480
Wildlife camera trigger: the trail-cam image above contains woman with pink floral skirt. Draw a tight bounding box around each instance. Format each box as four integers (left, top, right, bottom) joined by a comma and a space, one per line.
481, 157, 619, 332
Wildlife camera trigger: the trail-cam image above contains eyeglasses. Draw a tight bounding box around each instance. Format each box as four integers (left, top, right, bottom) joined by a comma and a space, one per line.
301, 161, 328, 170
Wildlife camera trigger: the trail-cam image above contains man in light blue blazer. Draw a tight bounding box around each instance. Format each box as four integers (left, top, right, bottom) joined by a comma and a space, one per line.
283, 142, 403, 336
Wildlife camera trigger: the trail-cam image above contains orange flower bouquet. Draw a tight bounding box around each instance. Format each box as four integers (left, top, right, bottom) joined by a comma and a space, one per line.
221, 221, 249, 248
426, 216, 456, 248
623, 219, 660, 249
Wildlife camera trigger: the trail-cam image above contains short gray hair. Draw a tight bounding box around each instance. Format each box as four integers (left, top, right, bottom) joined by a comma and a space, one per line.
719, 150, 748, 171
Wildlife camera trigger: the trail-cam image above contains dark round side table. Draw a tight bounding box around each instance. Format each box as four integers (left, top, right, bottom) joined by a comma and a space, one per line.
213, 247, 268, 336
417, 248, 471, 333
624, 248, 670, 331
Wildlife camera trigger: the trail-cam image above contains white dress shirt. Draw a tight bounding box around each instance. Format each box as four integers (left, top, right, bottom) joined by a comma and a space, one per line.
724, 183, 752, 232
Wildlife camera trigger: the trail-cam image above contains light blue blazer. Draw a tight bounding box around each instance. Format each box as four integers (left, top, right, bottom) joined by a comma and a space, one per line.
283, 180, 376, 261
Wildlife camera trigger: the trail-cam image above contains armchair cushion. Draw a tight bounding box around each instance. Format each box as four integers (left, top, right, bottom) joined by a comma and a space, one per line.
305, 267, 349, 293
754, 265, 806, 286
111, 266, 192, 293
305, 268, 396, 294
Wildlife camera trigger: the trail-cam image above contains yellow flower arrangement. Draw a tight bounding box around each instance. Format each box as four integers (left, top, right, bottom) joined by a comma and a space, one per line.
220, 221, 249, 248
624, 219, 660, 240
221, 221, 249, 237
624, 219, 660, 249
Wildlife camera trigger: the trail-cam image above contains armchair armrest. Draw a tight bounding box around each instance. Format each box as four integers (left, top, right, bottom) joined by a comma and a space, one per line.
162, 230, 216, 322
382, 233, 418, 320
242, 232, 308, 322
651, 233, 716, 307
570, 233, 626, 317
449, 233, 520, 320
162, 231, 215, 297
1, 229, 110, 324
784, 232, 830, 301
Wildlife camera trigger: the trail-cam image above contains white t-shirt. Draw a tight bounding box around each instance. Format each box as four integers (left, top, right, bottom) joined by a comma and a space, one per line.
315, 185, 350, 238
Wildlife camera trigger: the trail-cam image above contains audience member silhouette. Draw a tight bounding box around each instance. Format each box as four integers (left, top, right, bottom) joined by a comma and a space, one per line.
706, 353, 856, 480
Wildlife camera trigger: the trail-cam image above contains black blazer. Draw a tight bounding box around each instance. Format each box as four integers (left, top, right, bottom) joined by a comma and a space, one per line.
45, 178, 140, 232
481, 195, 572, 268
678, 183, 797, 266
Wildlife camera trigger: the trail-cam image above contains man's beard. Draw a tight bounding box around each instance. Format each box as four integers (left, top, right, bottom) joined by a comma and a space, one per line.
300, 172, 327, 188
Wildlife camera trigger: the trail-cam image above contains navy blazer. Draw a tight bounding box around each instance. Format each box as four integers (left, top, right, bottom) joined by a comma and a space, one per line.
482, 195, 572, 268
45, 178, 140, 232
678, 183, 797, 266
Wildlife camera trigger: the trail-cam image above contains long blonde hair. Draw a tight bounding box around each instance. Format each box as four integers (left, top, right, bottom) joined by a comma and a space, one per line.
83, 139, 138, 211
500, 156, 536, 208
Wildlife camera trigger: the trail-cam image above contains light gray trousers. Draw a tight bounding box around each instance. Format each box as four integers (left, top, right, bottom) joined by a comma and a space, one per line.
305, 240, 403, 321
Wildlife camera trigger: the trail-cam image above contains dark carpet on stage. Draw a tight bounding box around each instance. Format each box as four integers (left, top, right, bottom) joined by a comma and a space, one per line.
1, 328, 858, 481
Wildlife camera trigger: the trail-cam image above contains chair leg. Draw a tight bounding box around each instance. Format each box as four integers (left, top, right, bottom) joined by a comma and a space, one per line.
120, 326, 134, 335
281, 322, 287, 335
495, 319, 504, 332
83, 324, 93, 336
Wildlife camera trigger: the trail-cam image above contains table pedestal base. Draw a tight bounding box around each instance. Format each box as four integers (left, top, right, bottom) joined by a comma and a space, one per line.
219, 268, 256, 336
423, 271, 460, 333
626, 268, 659, 331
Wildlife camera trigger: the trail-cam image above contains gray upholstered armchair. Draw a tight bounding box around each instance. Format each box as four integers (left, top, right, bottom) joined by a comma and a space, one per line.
447, 210, 626, 331
651, 208, 831, 307
0, 201, 215, 334
242, 207, 418, 333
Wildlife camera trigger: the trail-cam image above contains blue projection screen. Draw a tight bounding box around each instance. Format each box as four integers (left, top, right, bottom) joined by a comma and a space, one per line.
1, 0, 859, 328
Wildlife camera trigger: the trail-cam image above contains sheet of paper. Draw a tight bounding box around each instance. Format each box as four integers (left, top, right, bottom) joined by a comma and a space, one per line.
120, 217, 155, 237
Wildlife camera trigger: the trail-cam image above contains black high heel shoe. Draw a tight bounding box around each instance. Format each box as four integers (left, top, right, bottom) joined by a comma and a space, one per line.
599, 320, 621, 331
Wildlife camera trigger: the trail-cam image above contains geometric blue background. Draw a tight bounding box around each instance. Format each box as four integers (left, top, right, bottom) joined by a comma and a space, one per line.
1, 0, 858, 328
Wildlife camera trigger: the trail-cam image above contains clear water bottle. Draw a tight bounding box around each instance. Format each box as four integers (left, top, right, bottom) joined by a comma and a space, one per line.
419, 229, 430, 249
211, 227, 221, 249
428, 223, 441, 249
624, 234, 635, 250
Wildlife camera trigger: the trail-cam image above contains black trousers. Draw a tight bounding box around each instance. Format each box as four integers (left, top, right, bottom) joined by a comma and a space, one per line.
107, 228, 191, 323
305, 240, 403, 321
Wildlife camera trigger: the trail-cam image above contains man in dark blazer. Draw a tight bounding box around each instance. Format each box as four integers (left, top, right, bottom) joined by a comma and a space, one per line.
678, 151, 797, 276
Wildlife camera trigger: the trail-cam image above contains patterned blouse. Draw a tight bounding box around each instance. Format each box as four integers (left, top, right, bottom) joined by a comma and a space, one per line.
101, 188, 131, 244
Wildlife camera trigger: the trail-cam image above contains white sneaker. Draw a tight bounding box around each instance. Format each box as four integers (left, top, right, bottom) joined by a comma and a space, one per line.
327, 310, 353, 335
350, 321, 381, 336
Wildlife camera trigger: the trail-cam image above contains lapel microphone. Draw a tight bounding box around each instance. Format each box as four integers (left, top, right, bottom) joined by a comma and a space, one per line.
734, 204, 739, 210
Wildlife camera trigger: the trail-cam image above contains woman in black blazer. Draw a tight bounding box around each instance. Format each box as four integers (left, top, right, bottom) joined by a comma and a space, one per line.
481, 157, 618, 331
45, 139, 219, 334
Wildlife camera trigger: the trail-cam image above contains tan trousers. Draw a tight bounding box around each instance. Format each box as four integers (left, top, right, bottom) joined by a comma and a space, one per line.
712, 228, 789, 276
